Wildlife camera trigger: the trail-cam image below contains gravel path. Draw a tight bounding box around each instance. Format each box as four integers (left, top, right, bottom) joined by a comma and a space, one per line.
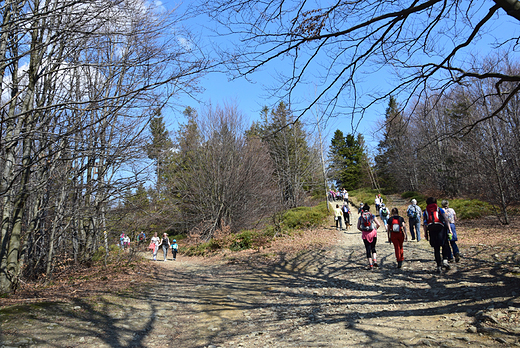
1, 200, 520, 347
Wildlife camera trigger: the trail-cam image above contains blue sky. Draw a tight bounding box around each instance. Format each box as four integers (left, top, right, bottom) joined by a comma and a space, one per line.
161, 0, 520, 154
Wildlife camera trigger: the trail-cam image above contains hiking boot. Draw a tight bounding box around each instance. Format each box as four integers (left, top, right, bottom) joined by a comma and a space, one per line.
442, 259, 450, 270
367, 265, 374, 271
455, 253, 461, 263
397, 261, 402, 268
436, 266, 442, 274
373, 262, 379, 268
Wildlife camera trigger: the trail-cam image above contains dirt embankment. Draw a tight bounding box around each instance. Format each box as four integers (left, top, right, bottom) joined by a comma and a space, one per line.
1, 197, 520, 347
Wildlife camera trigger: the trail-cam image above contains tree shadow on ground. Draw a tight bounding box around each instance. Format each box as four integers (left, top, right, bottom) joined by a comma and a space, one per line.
1, 244, 518, 348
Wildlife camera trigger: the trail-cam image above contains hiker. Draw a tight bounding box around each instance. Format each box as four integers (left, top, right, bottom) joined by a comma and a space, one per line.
138, 231, 146, 246
342, 202, 351, 227
423, 197, 453, 274
407, 199, 422, 241
357, 204, 381, 270
150, 232, 160, 261
171, 239, 178, 260
158, 233, 171, 261
441, 200, 461, 263
379, 203, 390, 230
375, 195, 381, 214
343, 189, 349, 203
123, 235, 131, 250
387, 208, 407, 268
358, 202, 364, 214
120, 233, 126, 249
334, 204, 344, 231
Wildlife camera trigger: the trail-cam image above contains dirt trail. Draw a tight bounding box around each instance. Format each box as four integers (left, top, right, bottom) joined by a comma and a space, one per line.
1, 196, 520, 347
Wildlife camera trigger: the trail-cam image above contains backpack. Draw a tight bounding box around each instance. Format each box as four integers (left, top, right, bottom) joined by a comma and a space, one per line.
139, 233, 145, 241
360, 212, 373, 232
407, 206, 418, 220
381, 208, 389, 218
425, 208, 444, 233
390, 217, 401, 233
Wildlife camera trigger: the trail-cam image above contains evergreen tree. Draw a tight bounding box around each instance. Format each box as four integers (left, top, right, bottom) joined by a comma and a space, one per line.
374, 96, 406, 192
146, 109, 173, 187
328, 130, 366, 189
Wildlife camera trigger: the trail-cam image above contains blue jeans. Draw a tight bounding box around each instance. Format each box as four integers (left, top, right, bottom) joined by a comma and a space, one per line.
381, 217, 389, 228
446, 223, 459, 259
409, 218, 421, 241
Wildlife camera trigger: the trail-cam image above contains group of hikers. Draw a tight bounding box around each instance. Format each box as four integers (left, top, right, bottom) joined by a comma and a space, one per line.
119, 231, 148, 250
329, 188, 349, 202
118, 231, 179, 262
337, 195, 461, 273
148, 232, 179, 261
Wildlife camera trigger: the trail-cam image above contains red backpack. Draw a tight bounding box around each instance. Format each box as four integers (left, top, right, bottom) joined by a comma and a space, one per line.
390, 217, 401, 233
425, 208, 444, 233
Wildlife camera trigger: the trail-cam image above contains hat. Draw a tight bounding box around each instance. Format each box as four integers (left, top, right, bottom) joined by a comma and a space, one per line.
172, 239, 176, 242
381, 203, 385, 207
411, 199, 417, 204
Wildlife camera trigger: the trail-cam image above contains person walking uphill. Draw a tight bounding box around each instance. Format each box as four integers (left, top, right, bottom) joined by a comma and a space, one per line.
357, 204, 381, 270
441, 200, 461, 263
334, 204, 344, 231
423, 197, 453, 274
387, 208, 407, 268
407, 199, 422, 241
341, 202, 351, 227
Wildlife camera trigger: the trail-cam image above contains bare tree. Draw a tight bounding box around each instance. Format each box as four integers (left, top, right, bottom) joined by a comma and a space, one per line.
0, 0, 207, 294
193, 0, 520, 131
170, 103, 278, 241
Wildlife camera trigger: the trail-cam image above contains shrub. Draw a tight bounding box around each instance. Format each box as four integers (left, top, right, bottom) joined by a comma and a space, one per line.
282, 201, 329, 230
181, 201, 330, 255
445, 199, 491, 219
229, 230, 255, 251
348, 188, 385, 207
401, 191, 426, 205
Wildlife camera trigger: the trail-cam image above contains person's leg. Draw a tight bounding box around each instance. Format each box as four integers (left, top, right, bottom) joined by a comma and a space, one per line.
441, 240, 451, 268
163, 245, 168, 261
450, 240, 460, 261
450, 223, 461, 261
397, 233, 404, 261
434, 245, 442, 267
391, 233, 400, 263
409, 219, 416, 240
363, 239, 373, 267
415, 221, 421, 241
446, 239, 454, 261
172, 249, 177, 260
371, 238, 378, 266
339, 218, 343, 230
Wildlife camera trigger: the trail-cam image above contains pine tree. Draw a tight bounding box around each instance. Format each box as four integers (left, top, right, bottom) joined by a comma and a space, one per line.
146, 109, 173, 187
328, 130, 366, 189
